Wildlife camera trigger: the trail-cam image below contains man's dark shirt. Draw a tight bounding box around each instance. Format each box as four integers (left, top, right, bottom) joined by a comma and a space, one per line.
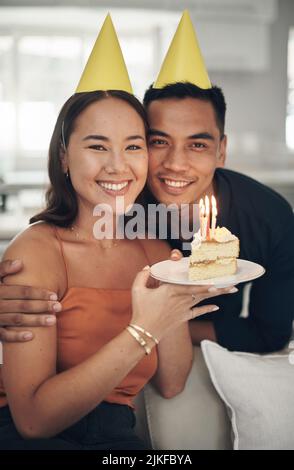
143, 168, 294, 353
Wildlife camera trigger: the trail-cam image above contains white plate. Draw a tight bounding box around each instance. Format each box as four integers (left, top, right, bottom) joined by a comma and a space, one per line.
150, 258, 265, 287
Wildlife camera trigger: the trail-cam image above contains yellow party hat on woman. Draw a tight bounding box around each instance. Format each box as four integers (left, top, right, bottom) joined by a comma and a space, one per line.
154, 10, 211, 89
76, 13, 133, 93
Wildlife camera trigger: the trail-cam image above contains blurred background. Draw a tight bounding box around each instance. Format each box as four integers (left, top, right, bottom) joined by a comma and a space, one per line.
0, 0, 293, 256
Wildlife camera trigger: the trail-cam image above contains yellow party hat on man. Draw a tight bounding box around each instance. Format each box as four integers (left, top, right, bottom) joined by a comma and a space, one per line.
154, 10, 211, 89
76, 13, 133, 93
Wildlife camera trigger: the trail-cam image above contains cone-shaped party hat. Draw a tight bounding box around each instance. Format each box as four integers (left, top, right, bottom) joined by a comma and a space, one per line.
76, 13, 133, 93
154, 10, 211, 89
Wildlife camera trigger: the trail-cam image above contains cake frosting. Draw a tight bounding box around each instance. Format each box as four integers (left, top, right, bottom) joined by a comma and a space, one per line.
191, 227, 237, 248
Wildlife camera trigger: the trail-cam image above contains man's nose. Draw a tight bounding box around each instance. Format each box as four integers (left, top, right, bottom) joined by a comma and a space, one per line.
104, 151, 128, 174
162, 146, 190, 173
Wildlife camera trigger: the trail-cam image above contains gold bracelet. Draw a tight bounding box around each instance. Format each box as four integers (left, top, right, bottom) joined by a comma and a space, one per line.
126, 326, 151, 355
129, 323, 159, 345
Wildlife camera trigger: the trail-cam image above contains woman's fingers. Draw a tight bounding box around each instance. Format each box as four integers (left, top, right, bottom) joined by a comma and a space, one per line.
170, 249, 183, 261
189, 285, 238, 295
189, 304, 220, 320
165, 283, 238, 297
198, 286, 238, 301
171, 285, 238, 309
162, 283, 214, 296
132, 266, 150, 293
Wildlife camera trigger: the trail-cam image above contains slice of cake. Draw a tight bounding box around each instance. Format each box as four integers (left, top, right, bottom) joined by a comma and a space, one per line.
189, 227, 240, 281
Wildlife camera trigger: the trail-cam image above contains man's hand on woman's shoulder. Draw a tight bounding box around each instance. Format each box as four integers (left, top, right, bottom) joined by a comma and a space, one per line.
0, 259, 60, 343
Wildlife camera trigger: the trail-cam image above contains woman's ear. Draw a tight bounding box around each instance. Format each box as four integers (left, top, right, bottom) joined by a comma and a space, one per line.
59, 145, 68, 176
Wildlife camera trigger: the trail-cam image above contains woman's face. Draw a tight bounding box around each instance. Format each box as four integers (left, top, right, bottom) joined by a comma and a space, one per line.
64, 97, 148, 214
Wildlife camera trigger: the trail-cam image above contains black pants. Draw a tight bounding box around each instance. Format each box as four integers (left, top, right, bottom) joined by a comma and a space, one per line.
0, 402, 148, 450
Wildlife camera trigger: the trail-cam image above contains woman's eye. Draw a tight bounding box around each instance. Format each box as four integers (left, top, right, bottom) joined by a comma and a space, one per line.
88, 145, 106, 151
127, 145, 141, 150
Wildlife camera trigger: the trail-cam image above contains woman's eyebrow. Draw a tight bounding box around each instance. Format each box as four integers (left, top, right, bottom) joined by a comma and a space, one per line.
83, 135, 109, 141
125, 135, 145, 141
82, 135, 145, 141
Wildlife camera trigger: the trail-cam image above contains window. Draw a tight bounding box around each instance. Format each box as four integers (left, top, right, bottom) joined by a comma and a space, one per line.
0, 35, 83, 163
0, 7, 178, 172
18, 36, 82, 154
0, 37, 14, 154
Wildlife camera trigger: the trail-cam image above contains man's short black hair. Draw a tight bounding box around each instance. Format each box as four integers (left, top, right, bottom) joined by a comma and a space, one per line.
143, 82, 226, 136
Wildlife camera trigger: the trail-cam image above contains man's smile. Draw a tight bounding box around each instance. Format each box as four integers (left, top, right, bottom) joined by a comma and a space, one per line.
157, 175, 197, 195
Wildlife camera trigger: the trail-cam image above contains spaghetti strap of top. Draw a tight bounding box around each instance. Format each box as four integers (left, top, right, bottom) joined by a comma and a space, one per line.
52, 225, 69, 292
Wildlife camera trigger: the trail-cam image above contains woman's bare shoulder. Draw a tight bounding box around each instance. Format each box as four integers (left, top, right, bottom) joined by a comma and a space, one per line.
3, 222, 62, 293
4, 221, 57, 256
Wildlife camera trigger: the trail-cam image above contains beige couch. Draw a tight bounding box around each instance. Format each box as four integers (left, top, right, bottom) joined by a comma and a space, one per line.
134, 346, 232, 450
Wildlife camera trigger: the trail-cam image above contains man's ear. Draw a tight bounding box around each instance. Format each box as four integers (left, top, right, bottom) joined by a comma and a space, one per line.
216, 134, 227, 168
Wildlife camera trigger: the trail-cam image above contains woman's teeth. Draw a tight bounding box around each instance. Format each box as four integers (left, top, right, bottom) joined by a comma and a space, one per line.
163, 179, 190, 188
98, 181, 129, 191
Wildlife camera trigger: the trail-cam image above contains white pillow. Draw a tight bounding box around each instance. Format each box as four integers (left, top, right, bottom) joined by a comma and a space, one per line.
201, 340, 294, 450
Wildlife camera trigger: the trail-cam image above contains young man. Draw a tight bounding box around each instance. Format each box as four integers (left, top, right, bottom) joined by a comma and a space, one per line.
143, 81, 294, 353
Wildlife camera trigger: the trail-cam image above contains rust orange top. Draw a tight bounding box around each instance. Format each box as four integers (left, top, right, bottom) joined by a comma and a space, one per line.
0, 228, 158, 410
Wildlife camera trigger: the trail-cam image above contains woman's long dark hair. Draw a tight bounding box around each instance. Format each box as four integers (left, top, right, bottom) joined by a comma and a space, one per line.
30, 90, 149, 227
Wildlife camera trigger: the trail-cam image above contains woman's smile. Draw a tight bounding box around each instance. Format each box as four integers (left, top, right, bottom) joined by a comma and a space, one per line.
96, 179, 133, 197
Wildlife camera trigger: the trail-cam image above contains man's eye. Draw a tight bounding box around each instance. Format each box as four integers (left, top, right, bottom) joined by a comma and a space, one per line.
127, 145, 141, 150
191, 142, 206, 149
88, 145, 107, 151
149, 139, 167, 146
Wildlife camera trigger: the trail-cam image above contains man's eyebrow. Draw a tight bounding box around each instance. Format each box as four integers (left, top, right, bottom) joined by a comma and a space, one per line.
188, 132, 215, 141
148, 129, 170, 138
148, 129, 215, 141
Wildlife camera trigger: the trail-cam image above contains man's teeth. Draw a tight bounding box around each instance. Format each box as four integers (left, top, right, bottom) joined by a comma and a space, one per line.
163, 179, 190, 188
98, 181, 129, 191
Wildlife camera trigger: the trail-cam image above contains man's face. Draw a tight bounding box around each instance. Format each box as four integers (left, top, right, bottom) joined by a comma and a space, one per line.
146, 97, 227, 206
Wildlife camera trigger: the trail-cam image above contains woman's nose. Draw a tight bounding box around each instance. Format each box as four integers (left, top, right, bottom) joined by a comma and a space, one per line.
104, 151, 128, 174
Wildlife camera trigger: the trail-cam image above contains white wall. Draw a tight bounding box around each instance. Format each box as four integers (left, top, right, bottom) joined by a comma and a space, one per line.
210, 0, 294, 157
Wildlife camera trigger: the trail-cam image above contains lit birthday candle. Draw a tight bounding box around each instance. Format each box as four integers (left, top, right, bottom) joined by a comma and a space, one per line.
199, 198, 205, 238
211, 195, 217, 239
204, 195, 210, 239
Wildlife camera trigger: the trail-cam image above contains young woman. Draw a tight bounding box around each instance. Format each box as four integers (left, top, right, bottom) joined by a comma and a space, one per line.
0, 90, 233, 450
